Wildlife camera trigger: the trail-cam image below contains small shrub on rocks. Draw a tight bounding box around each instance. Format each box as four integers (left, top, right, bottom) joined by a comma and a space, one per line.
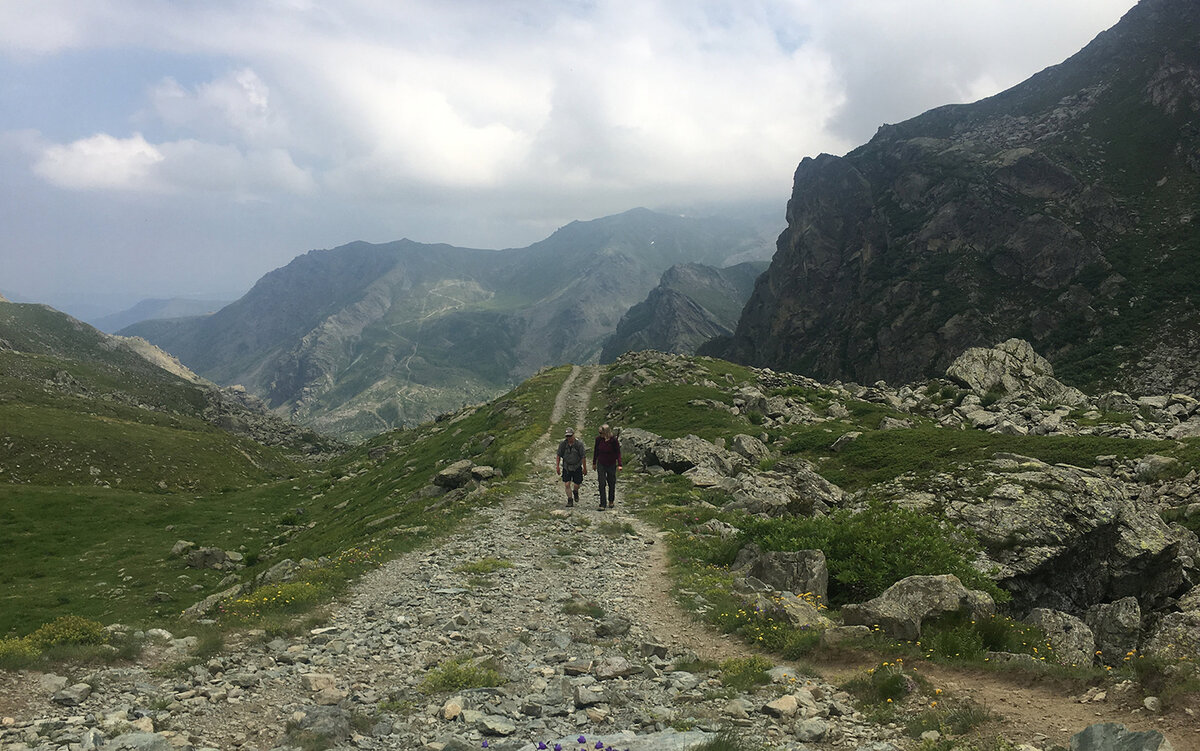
0, 636, 38, 667
562, 599, 605, 618
843, 659, 923, 706
719, 655, 774, 691
27, 615, 109, 650
904, 699, 995, 737
739, 503, 1003, 606
419, 654, 504, 694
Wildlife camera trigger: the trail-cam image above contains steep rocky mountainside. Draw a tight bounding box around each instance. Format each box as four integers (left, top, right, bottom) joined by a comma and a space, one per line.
126, 209, 774, 440
719, 0, 1200, 394
600, 261, 766, 362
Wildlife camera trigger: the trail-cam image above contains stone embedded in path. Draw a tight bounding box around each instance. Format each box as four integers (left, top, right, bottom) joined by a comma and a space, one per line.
1070, 723, 1174, 751
51, 683, 92, 706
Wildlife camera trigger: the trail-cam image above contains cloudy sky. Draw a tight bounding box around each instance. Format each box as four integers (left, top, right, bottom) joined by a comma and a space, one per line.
1, 0, 1136, 318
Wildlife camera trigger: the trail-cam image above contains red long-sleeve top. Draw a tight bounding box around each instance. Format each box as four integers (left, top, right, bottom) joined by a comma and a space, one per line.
593, 436, 622, 466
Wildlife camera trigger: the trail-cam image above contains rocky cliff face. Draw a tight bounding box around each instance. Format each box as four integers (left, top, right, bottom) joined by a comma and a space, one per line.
127, 209, 775, 440
723, 0, 1200, 393
600, 261, 766, 362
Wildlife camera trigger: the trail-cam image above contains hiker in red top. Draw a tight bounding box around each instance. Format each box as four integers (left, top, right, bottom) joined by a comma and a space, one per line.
593, 424, 622, 510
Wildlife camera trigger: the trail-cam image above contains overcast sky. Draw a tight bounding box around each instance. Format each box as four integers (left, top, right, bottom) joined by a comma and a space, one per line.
0, 0, 1137, 317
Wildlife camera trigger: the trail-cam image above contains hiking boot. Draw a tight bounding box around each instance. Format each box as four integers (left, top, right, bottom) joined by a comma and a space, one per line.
573, 489, 579, 503
597, 503, 606, 510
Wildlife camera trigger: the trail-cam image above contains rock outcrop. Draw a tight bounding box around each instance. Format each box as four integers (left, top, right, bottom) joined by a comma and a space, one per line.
720, 0, 1200, 396
840, 575, 995, 640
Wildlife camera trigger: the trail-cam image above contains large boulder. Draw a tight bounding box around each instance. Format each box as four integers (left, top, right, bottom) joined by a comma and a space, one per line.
1026, 608, 1095, 667
186, 547, 230, 570
1143, 611, 1200, 663
732, 543, 828, 604
1085, 597, 1142, 666
1070, 723, 1173, 751
433, 460, 475, 488
941, 457, 1199, 614
725, 456, 845, 517
646, 434, 744, 476
945, 339, 1086, 406
841, 574, 995, 640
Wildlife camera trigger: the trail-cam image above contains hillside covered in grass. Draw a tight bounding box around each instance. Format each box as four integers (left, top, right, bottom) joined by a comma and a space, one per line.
0, 298, 568, 637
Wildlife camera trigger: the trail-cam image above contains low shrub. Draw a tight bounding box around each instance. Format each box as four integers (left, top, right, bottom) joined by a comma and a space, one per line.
0, 637, 38, 667
719, 655, 774, 691
739, 503, 1002, 607
419, 654, 504, 694
843, 659, 923, 705
27, 615, 109, 650
905, 699, 995, 737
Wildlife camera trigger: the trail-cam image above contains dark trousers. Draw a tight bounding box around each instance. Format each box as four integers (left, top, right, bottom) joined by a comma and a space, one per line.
597, 463, 617, 505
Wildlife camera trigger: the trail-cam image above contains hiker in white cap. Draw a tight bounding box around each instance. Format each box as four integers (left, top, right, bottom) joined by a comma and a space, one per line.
555, 427, 587, 507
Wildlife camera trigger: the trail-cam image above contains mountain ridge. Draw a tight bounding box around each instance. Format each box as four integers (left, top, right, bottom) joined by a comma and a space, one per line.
124, 208, 777, 440
718, 0, 1200, 393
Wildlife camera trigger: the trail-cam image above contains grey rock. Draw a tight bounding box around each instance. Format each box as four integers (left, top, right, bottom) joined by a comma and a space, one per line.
1069, 723, 1173, 751
186, 547, 229, 570
478, 715, 517, 736
729, 434, 770, 463
732, 543, 829, 604
1143, 611, 1200, 663
946, 339, 1085, 407
796, 718, 829, 742
841, 574, 994, 640
52, 683, 92, 706
109, 733, 171, 751
434, 460, 475, 488
941, 458, 1197, 614
1085, 598, 1142, 666
170, 540, 196, 557
644, 433, 745, 476
1026, 608, 1095, 666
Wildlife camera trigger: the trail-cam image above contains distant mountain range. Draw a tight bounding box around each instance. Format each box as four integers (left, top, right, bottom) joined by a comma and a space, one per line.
123, 208, 777, 440
715, 0, 1200, 396
93, 298, 231, 334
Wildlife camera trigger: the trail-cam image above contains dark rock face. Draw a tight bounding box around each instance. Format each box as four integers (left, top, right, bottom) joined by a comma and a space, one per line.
601, 262, 766, 362
724, 0, 1200, 393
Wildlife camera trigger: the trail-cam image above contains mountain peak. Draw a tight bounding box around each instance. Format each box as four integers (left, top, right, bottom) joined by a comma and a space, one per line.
724, 0, 1200, 394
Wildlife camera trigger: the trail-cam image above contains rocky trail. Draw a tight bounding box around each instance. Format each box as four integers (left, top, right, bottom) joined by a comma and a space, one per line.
1, 366, 1195, 751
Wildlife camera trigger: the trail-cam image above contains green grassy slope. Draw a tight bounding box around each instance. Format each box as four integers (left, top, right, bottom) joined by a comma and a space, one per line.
0, 352, 568, 637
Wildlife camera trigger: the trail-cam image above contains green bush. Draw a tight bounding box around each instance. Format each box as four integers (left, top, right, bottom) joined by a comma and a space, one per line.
843, 660, 922, 705
419, 655, 504, 694
693, 728, 764, 751
0, 637, 38, 666
719, 655, 774, 691
740, 503, 1002, 607
905, 700, 996, 737
27, 615, 109, 650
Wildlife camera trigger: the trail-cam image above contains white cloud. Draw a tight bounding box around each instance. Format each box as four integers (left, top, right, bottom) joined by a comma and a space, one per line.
33, 132, 164, 190
32, 132, 314, 197
149, 68, 286, 145
2, 0, 1144, 302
